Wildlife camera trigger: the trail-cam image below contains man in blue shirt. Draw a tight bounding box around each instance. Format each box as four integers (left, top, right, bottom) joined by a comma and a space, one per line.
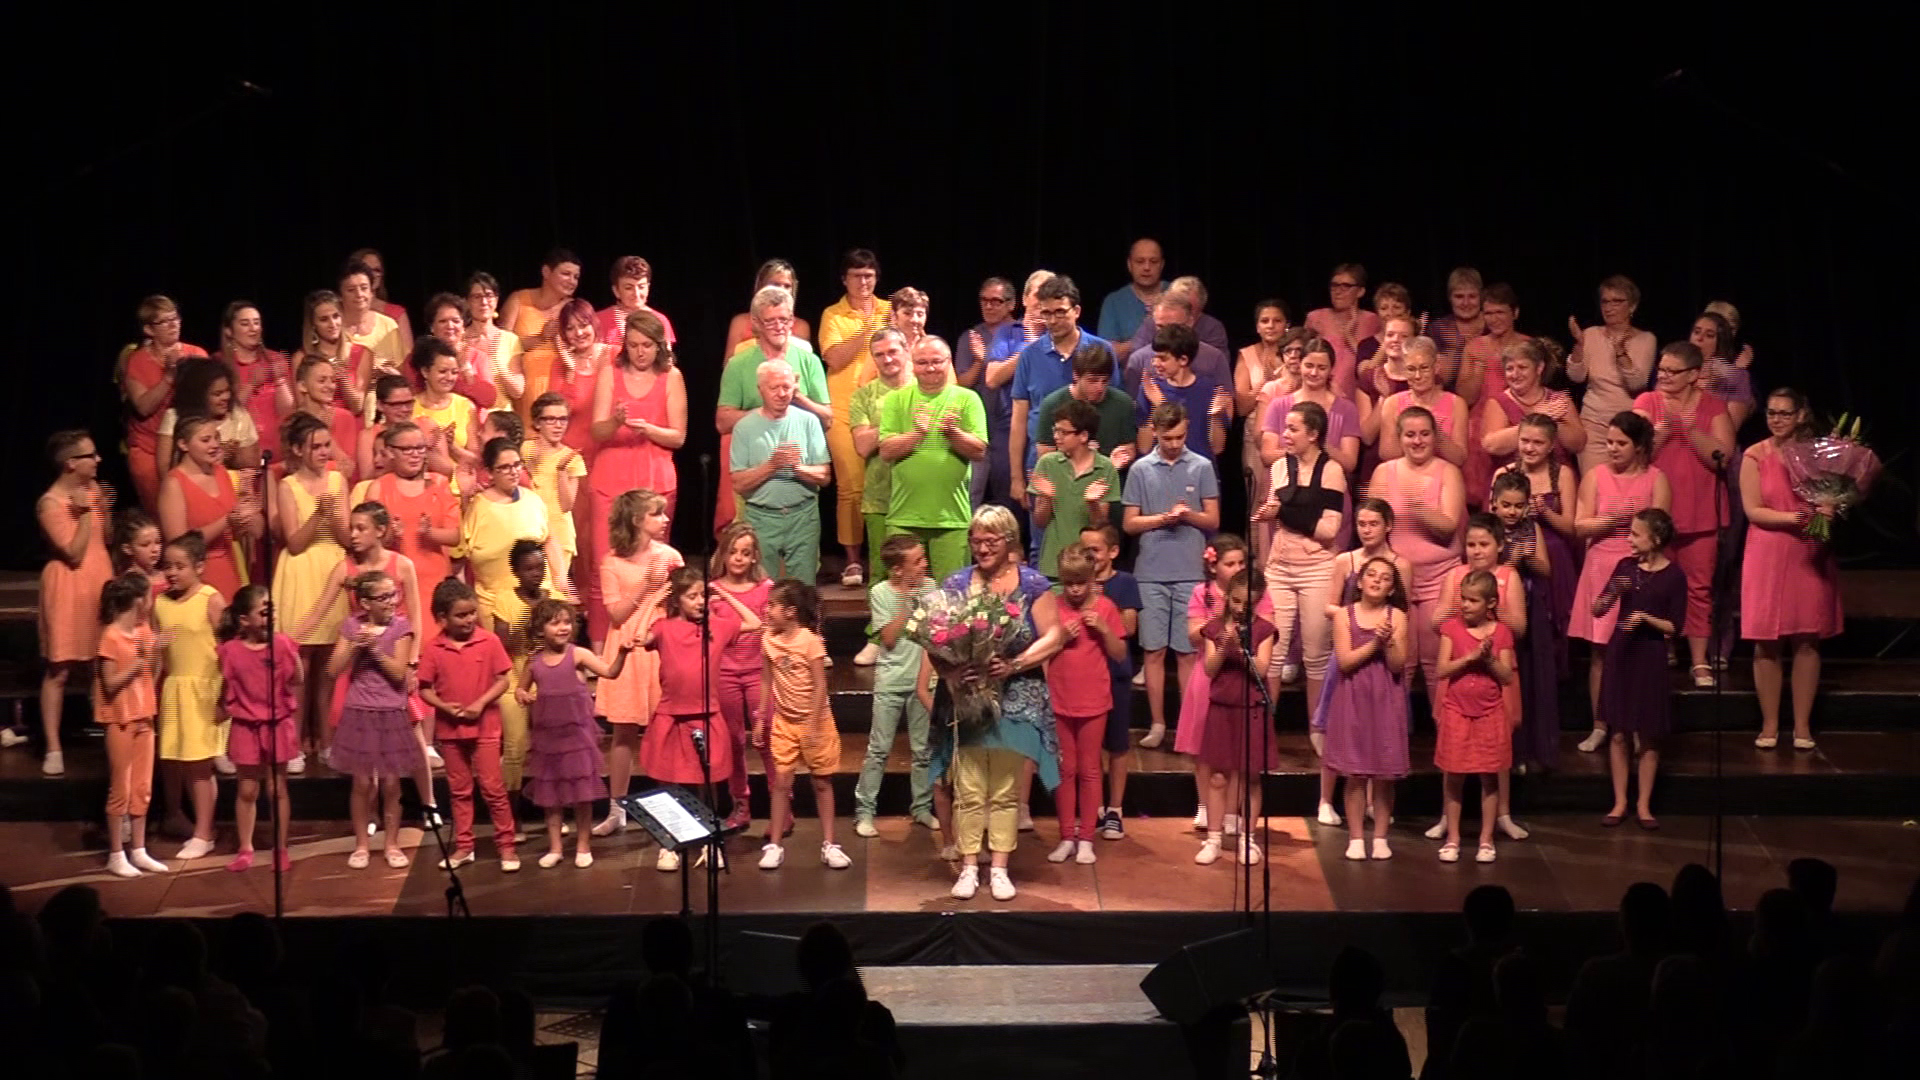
958, 276, 1024, 514
1096, 238, 1165, 366
1122, 292, 1234, 401
1008, 275, 1117, 509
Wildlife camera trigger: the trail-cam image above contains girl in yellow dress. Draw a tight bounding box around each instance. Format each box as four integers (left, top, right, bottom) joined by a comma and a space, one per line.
463, 438, 565, 628
156, 533, 229, 861
270, 413, 349, 772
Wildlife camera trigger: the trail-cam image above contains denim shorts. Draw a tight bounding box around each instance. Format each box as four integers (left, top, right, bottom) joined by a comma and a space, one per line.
1138, 580, 1200, 653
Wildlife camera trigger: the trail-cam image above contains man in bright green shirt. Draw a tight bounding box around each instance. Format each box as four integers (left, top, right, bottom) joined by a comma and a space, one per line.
716, 285, 832, 430
1031, 398, 1121, 577
877, 337, 988, 578
849, 328, 915, 553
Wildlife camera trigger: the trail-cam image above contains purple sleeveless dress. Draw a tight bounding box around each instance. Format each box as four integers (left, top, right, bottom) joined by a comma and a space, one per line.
1503, 521, 1563, 770
1320, 605, 1410, 779
523, 650, 608, 809
331, 616, 424, 778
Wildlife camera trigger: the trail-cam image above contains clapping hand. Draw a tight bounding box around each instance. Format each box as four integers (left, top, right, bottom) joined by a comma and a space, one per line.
1542, 396, 1571, 422
1061, 610, 1084, 640
912, 404, 934, 434
1166, 501, 1192, 526
1252, 495, 1279, 522
1083, 479, 1109, 503
1373, 613, 1395, 648
1621, 611, 1645, 631
1566, 315, 1584, 340
1209, 388, 1232, 418
770, 443, 801, 470
1141, 377, 1164, 407
966, 329, 986, 363
68, 487, 93, 515
1026, 468, 1056, 501
1108, 443, 1134, 468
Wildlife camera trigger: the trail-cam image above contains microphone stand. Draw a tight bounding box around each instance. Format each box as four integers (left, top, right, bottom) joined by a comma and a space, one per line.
1240, 478, 1280, 1080
696, 453, 724, 982
1707, 448, 1734, 882
260, 450, 285, 920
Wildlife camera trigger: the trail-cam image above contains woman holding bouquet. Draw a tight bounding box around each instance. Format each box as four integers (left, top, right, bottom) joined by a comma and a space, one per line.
932, 504, 1067, 903
1740, 389, 1851, 750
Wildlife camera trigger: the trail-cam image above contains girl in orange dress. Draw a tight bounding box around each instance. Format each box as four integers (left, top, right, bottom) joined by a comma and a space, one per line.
158, 415, 263, 603
587, 311, 687, 641
36, 431, 114, 777
120, 295, 210, 512
502, 249, 583, 426
592, 489, 682, 835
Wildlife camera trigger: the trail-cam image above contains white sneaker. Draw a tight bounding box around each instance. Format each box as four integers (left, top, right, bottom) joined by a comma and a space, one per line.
951, 864, 979, 899
1578, 728, 1608, 753
177, 836, 215, 860
1131, 668, 1147, 688
285, 752, 307, 775
500, 856, 520, 872
538, 851, 563, 869
106, 852, 141, 878
1192, 806, 1209, 832
758, 843, 785, 869
1075, 840, 1097, 864
0, 728, 29, 747
1018, 807, 1034, 832
129, 849, 170, 873
1371, 838, 1393, 861
988, 867, 1016, 901
1280, 663, 1302, 684
841, 563, 865, 588
1317, 802, 1343, 827
1195, 838, 1222, 865
214, 754, 237, 777
821, 842, 852, 869
854, 817, 879, 838
853, 642, 882, 667
592, 805, 629, 837
425, 746, 445, 770
939, 844, 960, 862
1497, 815, 1530, 841
1345, 839, 1368, 861
41, 751, 64, 777
1239, 837, 1263, 864
1424, 821, 1448, 841
1223, 814, 1241, 837
1047, 839, 1075, 863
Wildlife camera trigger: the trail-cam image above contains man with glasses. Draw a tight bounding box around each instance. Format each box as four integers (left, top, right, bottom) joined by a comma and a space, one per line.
1008, 276, 1117, 519
718, 286, 833, 534
959, 277, 1024, 514
879, 337, 988, 579
1029, 400, 1121, 579
1098, 238, 1166, 365
731, 359, 831, 583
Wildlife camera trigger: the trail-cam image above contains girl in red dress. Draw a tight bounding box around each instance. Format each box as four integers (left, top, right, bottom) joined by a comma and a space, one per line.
1428, 515, 1528, 845
1433, 570, 1516, 864
215, 584, 302, 873
640, 567, 737, 871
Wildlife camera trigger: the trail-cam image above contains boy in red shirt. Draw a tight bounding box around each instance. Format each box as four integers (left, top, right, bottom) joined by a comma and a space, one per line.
416, 578, 519, 871
1045, 545, 1128, 865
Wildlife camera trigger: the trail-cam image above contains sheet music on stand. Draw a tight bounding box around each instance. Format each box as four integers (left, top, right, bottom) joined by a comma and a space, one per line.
616, 787, 730, 852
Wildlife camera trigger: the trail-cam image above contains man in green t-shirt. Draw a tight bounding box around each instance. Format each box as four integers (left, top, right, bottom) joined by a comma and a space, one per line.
715, 285, 833, 524
849, 328, 915, 559
1030, 398, 1121, 577
877, 337, 988, 578
1035, 345, 1138, 468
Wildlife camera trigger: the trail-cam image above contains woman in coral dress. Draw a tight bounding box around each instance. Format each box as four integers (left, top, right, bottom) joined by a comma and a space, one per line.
36, 432, 114, 776
1366, 406, 1465, 697
158, 416, 263, 602
1741, 389, 1862, 751
120, 295, 209, 511
501, 250, 583, 426
587, 311, 686, 641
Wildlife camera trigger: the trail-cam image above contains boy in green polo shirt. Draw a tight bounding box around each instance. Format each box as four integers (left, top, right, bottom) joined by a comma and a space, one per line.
1030, 398, 1121, 578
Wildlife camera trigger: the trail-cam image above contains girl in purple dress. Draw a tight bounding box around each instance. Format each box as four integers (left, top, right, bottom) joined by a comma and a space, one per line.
1195, 572, 1277, 868
1316, 500, 1411, 828
1592, 509, 1686, 830
1491, 472, 1561, 775
518, 597, 634, 868
326, 570, 421, 870
1322, 557, 1410, 862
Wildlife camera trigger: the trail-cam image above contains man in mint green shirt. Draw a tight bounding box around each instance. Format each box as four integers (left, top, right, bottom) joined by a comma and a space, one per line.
878, 337, 989, 578
1031, 398, 1122, 577
729, 359, 831, 581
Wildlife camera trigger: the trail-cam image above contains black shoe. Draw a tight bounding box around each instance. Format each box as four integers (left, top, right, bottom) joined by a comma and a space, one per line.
1098, 809, 1125, 841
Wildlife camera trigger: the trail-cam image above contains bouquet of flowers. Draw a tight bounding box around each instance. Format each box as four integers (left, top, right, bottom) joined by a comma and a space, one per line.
902, 587, 1029, 736
1779, 413, 1880, 542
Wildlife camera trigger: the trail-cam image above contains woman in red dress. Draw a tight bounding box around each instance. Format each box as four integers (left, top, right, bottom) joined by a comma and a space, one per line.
121, 295, 209, 512
213, 301, 292, 444
159, 415, 263, 601
587, 311, 686, 641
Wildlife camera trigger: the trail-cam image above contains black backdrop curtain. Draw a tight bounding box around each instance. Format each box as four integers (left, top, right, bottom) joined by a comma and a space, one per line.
8, 4, 1913, 569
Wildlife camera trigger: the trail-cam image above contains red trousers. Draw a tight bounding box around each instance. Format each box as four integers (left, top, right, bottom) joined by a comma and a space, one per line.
1054, 713, 1106, 842
716, 668, 765, 802
440, 738, 516, 856
1670, 531, 1718, 639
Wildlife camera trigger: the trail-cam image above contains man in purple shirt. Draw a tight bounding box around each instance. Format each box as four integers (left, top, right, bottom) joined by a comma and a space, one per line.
1122, 292, 1231, 401
1126, 276, 1229, 363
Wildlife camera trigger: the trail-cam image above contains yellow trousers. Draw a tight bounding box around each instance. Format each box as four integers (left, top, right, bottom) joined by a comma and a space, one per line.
499, 656, 529, 789
952, 746, 1024, 855
824, 415, 865, 550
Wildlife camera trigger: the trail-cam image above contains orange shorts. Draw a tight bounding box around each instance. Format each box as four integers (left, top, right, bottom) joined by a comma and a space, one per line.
769, 712, 840, 776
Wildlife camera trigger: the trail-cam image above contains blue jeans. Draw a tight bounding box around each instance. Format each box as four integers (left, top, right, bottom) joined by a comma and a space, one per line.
856, 689, 932, 820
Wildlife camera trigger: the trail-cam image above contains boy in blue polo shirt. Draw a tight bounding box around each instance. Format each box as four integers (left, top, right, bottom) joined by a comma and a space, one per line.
1134, 323, 1230, 463
1122, 401, 1220, 750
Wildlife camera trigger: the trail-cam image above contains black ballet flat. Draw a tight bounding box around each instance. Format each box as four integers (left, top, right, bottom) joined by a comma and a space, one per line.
1601, 813, 1625, 828
1636, 815, 1660, 832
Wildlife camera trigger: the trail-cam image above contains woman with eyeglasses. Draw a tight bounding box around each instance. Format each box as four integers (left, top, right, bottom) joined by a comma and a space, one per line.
35, 431, 113, 777
586, 311, 686, 641
121, 295, 210, 512
1566, 275, 1657, 475
1741, 388, 1867, 750
463, 438, 567, 630
463, 272, 525, 406
1304, 263, 1381, 398
717, 260, 815, 537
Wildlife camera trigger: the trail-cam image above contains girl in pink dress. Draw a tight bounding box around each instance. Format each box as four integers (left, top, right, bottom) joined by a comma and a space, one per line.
215, 585, 301, 873
588, 310, 687, 642
1569, 412, 1671, 752
1427, 515, 1527, 846
641, 567, 740, 871
593, 489, 683, 836
1317, 500, 1412, 828
1566, 275, 1657, 475
1366, 407, 1466, 700
1173, 537, 1272, 835
1740, 389, 1861, 750
1634, 342, 1735, 687
1433, 570, 1516, 865
708, 522, 774, 829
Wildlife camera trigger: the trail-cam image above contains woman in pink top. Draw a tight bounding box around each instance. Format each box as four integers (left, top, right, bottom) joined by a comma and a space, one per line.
1634, 341, 1734, 687
422, 294, 500, 409
1741, 389, 1860, 750
587, 311, 686, 642
548, 299, 616, 595
1304, 262, 1381, 399
1566, 275, 1657, 475
1261, 340, 1361, 552
121, 295, 210, 512
1237, 300, 1294, 476
1568, 411, 1671, 751
1365, 406, 1465, 696
1478, 338, 1582, 477
1378, 339, 1469, 472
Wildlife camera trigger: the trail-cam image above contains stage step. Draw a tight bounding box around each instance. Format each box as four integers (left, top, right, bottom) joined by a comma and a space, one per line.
5, 730, 1915, 825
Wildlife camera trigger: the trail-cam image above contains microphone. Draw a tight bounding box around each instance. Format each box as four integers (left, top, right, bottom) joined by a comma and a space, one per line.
260, 449, 274, 467
239, 79, 273, 97
699, 453, 713, 467
1710, 449, 1726, 465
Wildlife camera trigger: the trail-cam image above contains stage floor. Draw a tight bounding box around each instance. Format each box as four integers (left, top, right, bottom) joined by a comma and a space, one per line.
6, 812, 1916, 921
